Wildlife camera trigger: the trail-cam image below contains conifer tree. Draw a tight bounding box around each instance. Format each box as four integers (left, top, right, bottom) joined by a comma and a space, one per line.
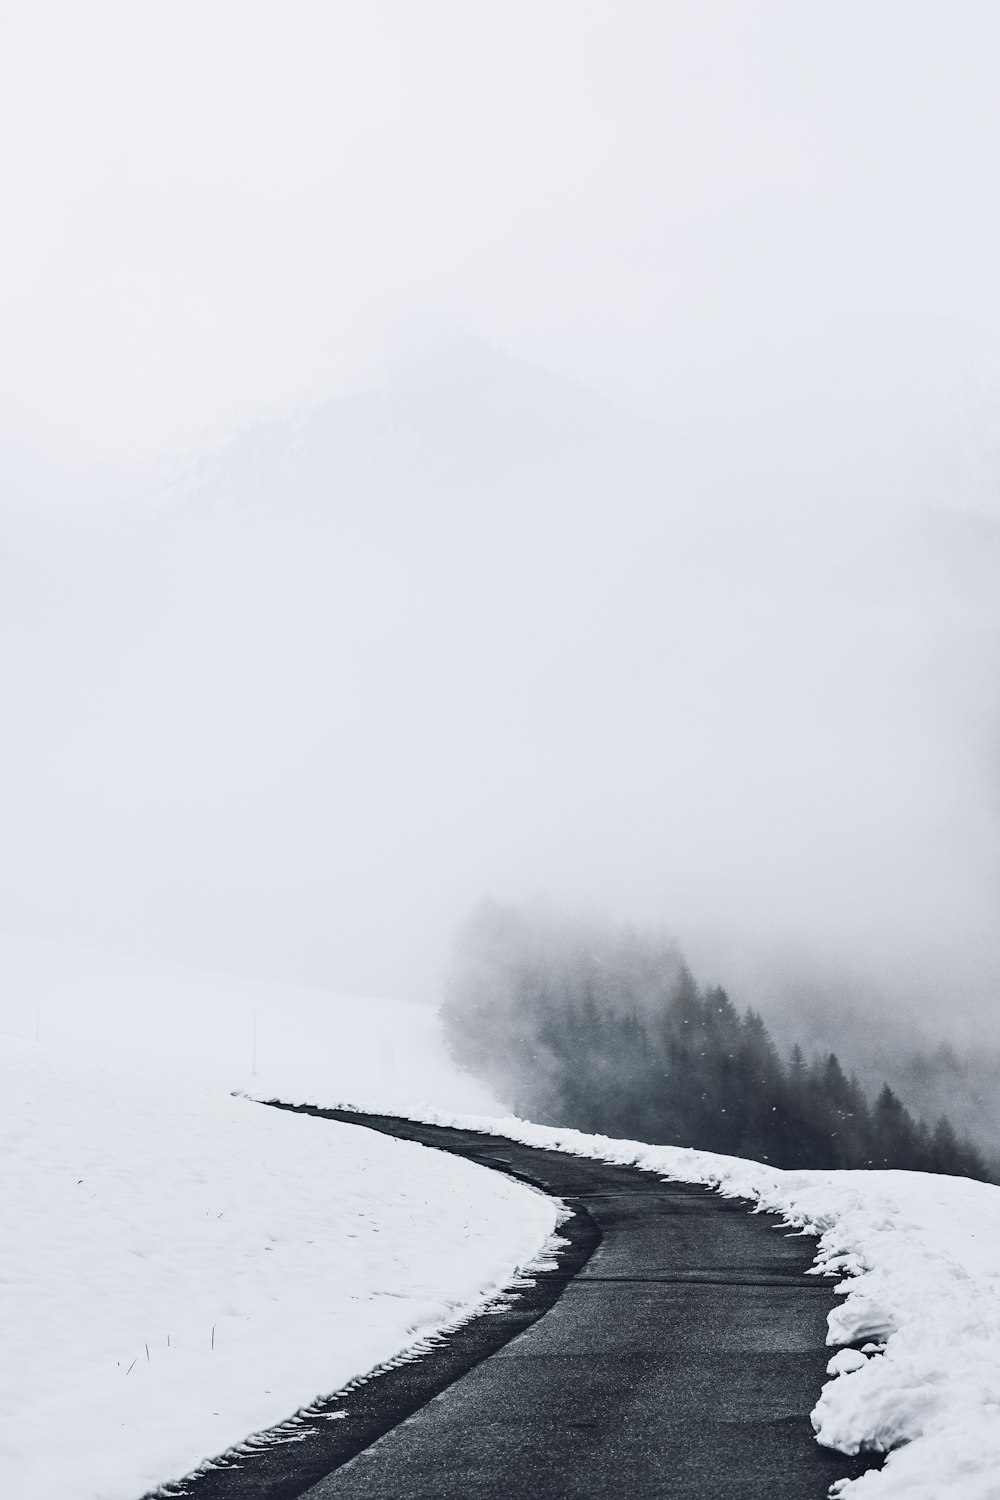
441, 901, 989, 1181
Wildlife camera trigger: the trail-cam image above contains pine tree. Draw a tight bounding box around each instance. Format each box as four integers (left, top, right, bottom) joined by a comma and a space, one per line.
872, 1084, 921, 1168
440, 901, 990, 1181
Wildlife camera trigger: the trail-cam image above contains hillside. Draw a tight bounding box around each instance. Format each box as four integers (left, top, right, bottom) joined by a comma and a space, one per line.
0, 931, 498, 1113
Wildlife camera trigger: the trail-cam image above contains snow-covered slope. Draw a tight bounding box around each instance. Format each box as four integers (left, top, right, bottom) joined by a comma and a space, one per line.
0, 930, 499, 1114
0, 1037, 556, 1500
417, 1110, 1000, 1500
0, 935, 529, 1496
6, 932, 1000, 1498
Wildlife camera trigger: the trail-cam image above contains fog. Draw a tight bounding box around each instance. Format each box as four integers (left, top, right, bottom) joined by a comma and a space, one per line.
2, 4, 999, 1060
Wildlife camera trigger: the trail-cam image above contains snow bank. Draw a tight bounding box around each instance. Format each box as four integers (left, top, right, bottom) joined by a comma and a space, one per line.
365, 1107, 1000, 1500
0, 1038, 556, 1500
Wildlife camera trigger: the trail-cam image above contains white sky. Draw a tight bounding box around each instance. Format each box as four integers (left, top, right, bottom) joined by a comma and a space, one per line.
4, 1, 1000, 489
2, 3, 999, 1028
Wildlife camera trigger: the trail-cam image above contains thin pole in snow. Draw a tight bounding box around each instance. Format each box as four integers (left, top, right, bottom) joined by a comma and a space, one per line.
252, 1010, 258, 1076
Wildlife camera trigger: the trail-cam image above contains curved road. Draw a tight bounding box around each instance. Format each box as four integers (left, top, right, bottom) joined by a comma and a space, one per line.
164, 1106, 882, 1500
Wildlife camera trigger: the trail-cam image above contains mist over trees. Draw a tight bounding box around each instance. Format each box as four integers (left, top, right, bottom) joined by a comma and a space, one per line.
762, 998, 1000, 1179
442, 902, 988, 1179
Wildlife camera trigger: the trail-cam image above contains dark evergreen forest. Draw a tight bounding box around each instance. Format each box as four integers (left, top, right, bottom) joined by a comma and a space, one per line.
442, 901, 987, 1179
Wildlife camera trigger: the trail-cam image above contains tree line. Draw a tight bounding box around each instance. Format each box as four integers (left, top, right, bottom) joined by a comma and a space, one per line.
441, 901, 987, 1178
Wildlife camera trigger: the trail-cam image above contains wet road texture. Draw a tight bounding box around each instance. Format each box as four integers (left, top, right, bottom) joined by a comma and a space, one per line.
162, 1105, 882, 1500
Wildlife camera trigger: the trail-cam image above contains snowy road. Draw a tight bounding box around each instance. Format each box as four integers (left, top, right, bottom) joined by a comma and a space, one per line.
174, 1109, 883, 1500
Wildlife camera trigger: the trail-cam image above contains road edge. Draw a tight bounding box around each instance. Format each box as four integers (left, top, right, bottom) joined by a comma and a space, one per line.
144, 1103, 600, 1500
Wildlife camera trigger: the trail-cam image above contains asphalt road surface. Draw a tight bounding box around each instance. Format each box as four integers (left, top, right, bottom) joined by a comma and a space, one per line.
162, 1107, 882, 1500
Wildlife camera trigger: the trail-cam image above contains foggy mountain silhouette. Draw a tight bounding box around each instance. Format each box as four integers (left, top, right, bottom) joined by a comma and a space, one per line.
148, 336, 689, 530
3, 337, 998, 1167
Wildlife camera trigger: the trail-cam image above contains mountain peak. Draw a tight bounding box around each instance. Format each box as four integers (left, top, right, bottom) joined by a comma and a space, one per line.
148, 336, 679, 523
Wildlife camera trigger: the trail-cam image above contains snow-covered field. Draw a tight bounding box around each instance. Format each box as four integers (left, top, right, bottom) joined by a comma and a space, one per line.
0, 930, 499, 1114
4, 932, 1000, 1498
386, 1110, 1000, 1500
0, 1036, 556, 1500
0, 935, 553, 1498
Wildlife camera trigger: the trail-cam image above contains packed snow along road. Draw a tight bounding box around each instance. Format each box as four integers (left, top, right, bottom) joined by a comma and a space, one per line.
400, 1110, 1000, 1500
0, 1039, 556, 1500
258, 1108, 881, 1500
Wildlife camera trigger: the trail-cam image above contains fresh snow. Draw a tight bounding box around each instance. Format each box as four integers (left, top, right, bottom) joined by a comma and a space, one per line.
0, 1037, 556, 1499
365, 1108, 1000, 1500
5, 933, 1000, 1498
0, 930, 500, 1114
